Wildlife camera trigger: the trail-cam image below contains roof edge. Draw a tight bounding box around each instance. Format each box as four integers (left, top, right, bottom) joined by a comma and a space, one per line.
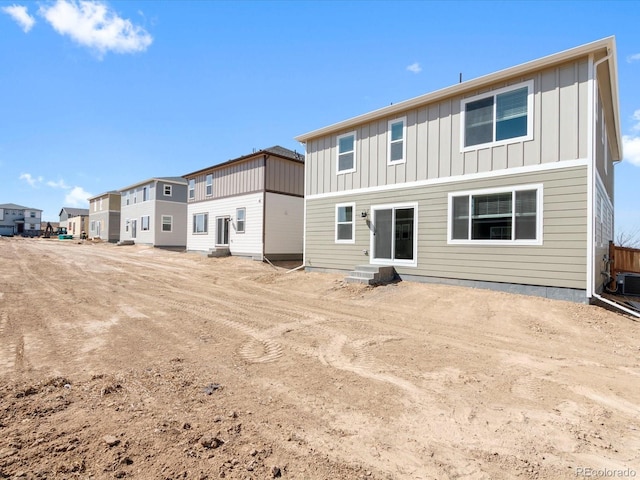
295, 37, 615, 142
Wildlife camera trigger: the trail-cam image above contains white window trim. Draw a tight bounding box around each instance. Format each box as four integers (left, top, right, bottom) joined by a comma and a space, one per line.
336, 131, 357, 175
161, 215, 173, 233
387, 117, 407, 165
335, 202, 356, 244
164, 184, 172, 196
141, 215, 150, 231
460, 80, 534, 153
193, 213, 208, 234
369, 202, 418, 268
447, 183, 544, 246
188, 179, 195, 200
205, 174, 213, 197
236, 207, 246, 234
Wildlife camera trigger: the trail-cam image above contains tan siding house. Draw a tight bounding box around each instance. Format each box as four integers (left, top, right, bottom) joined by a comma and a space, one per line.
88, 191, 121, 242
184, 146, 304, 260
296, 37, 621, 302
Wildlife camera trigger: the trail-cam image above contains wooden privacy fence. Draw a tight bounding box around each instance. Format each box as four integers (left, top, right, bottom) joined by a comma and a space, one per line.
609, 242, 640, 283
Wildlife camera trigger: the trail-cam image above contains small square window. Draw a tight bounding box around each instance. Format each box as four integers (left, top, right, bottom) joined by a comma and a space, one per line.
164, 185, 172, 196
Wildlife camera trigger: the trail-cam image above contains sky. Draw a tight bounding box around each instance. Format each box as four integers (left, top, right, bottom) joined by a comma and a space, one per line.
1, 0, 639, 234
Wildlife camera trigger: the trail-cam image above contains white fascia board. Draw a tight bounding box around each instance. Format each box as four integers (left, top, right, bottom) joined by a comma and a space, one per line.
295, 37, 615, 143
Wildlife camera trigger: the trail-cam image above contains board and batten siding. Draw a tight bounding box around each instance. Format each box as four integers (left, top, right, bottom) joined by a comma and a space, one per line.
305, 165, 588, 290
190, 158, 265, 201
265, 157, 304, 196
264, 192, 304, 257
305, 58, 589, 196
186, 192, 264, 258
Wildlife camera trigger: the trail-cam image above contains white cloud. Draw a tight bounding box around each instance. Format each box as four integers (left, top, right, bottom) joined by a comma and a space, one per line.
626, 53, 640, 63
19, 173, 43, 187
39, 0, 153, 57
406, 62, 422, 74
622, 135, 640, 167
622, 109, 640, 167
47, 179, 70, 189
64, 186, 92, 206
2, 4, 36, 32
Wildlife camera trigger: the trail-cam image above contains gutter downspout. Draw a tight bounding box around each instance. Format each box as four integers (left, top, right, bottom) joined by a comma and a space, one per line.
586, 51, 638, 318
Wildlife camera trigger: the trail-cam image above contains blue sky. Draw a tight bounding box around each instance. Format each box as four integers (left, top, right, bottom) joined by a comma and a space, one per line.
1, 1, 639, 234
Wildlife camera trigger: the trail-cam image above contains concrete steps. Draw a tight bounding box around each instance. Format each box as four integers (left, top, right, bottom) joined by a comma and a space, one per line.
116, 240, 135, 246
345, 265, 396, 286
207, 247, 230, 258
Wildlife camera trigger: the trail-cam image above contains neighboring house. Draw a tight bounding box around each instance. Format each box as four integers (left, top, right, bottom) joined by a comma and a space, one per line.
118, 177, 188, 247
183, 146, 304, 260
67, 214, 89, 237
88, 191, 121, 242
295, 37, 621, 303
0, 203, 42, 236
59, 208, 89, 230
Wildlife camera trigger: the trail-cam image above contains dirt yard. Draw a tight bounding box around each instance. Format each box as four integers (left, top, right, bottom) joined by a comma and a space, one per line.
1, 237, 639, 479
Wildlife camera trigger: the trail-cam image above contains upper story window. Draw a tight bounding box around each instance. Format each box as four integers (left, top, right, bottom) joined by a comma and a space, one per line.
99, 198, 103, 210
388, 118, 406, 164
448, 184, 542, 245
337, 132, 356, 174
29, 211, 36, 218
164, 184, 172, 196
188, 179, 195, 200
125, 192, 130, 205
461, 80, 533, 151
206, 174, 213, 196
142, 186, 149, 202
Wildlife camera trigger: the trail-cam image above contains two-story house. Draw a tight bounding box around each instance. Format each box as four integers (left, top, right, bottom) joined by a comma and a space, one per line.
183, 146, 304, 260
295, 37, 621, 303
0, 203, 42, 236
59, 207, 89, 232
88, 191, 121, 242
118, 177, 188, 248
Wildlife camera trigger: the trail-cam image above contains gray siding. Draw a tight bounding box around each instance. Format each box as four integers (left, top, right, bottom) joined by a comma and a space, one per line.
305, 166, 588, 290
265, 157, 304, 196
189, 157, 265, 202
305, 58, 590, 196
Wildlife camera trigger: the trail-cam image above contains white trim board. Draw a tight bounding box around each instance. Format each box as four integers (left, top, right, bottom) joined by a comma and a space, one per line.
306, 158, 588, 201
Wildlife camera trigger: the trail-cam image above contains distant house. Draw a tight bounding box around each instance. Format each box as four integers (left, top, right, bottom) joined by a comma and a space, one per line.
295, 37, 621, 302
0, 203, 42, 236
118, 177, 188, 248
183, 146, 304, 260
59, 208, 89, 230
88, 191, 121, 242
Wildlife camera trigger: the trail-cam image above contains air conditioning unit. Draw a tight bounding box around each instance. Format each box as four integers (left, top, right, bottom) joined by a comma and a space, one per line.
616, 273, 640, 296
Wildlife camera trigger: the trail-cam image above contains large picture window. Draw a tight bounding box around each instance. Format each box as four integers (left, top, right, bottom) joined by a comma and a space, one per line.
335, 203, 355, 243
449, 185, 542, 245
461, 81, 533, 150
337, 132, 356, 174
193, 213, 208, 234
